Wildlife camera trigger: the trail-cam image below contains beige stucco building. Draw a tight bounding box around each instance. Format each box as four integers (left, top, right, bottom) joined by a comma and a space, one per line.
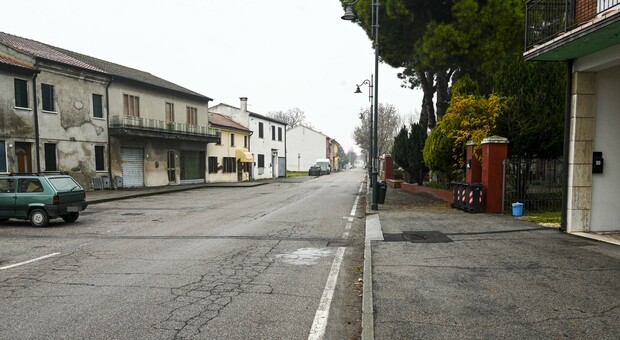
0, 32, 219, 189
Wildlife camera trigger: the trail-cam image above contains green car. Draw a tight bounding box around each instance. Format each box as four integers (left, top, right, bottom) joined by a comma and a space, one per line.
0, 174, 88, 227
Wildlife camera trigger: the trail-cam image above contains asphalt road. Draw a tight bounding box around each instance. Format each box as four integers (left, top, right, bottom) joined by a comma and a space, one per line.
0, 169, 366, 339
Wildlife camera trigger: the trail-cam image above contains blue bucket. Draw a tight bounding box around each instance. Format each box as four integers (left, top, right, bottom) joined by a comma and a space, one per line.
512, 202, 524, 216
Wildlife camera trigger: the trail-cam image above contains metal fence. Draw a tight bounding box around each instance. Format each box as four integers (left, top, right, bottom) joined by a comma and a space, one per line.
525, 0, 620, 50
503, 159, 563, 212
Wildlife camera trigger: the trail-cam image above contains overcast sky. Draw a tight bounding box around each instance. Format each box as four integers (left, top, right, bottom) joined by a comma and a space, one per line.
2, 0, 422, 154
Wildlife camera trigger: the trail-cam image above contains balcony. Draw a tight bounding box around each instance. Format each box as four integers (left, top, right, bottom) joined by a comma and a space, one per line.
109, 115, 221, 143
525, 0, 620, 61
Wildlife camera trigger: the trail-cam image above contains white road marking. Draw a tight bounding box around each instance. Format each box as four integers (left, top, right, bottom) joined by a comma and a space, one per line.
308, 180, 364, 339
307, 247, 346, 340
0, 252, 60, 271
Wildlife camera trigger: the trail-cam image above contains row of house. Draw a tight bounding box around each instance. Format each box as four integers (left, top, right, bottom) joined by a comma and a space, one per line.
0, 32, 342, 190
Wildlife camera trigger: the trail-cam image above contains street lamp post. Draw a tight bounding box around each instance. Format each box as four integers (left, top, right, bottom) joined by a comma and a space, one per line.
342, 0, 380, 210
355, 76, 373, 187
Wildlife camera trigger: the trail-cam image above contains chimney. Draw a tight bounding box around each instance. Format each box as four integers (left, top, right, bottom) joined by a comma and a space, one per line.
240, 97, 248, 113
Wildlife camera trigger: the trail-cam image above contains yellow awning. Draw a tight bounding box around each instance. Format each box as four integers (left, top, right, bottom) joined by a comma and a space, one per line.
236, 149, 254, 163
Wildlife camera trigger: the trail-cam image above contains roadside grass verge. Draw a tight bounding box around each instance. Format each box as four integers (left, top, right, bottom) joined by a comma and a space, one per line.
287, 171, 309, 177
519, 210, 561, 228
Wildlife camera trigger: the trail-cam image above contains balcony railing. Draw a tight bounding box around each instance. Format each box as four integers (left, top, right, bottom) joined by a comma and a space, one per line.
526, 0, 620, 50
109, 115, 219, 137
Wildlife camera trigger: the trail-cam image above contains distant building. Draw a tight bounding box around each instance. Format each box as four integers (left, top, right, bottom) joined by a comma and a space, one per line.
286, 125, 330, 172
210, 98, 287, 179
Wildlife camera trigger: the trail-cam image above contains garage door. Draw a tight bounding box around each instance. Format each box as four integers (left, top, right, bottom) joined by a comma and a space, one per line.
121, 148, 144, 188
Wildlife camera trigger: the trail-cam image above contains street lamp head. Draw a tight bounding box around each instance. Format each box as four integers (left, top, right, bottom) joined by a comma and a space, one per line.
341, 5, 356, 21
354, 86, 362, 94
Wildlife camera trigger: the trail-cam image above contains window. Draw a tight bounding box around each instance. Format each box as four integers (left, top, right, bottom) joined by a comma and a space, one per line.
19, 179, 43, 193
222, 157, 236, 173
0, 141, 7, 172
230, 133, 235, 146
278, 127, 283, 141
165, 102, 174, 123
215, 132, 222, 145
258, 122, 264, 138
42, 83, 55, 112
0, 178, 15, 193
93, 94, 104, 118
258, 154, 265, 168
123, 94, 140, 116
272, 126, 276, 140
208, 156, 218, 173
44, 143, 57, 171
187, 106, 198, 125
14, 79, 28, 108
95, 146, 105, 171
244, 136, 248, 148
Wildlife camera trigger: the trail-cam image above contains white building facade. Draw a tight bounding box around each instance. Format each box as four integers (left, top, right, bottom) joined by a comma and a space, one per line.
286, 125, 330, 172
210, 98, 287, 180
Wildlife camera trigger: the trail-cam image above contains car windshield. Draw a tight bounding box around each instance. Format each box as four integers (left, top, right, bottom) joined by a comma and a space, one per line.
48, 177, 82, 192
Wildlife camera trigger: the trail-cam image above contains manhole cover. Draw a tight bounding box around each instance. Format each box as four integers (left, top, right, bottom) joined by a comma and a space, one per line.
121, 213, 145, 216
383, 231, 452, 243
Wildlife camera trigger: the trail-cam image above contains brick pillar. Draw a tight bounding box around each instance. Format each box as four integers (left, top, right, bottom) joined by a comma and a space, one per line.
384, 155, 394, 180
465, 141, 482, 183
481, 136, 509, 213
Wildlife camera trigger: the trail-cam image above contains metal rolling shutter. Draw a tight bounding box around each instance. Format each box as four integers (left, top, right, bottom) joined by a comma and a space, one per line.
121, 148, 144, 188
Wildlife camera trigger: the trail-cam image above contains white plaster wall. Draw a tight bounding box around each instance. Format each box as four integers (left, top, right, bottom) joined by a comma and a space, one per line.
591, 64, 620, 231
248, 116, 286, 179
286, 126, 328, 172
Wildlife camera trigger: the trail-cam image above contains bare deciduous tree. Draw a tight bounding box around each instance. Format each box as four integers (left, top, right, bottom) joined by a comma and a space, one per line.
353, 103, 402, 158
267, 107, 312, 128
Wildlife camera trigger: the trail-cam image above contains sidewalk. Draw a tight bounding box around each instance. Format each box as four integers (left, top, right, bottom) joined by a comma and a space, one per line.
85, 181, 268, 204
363, 186, 620, 340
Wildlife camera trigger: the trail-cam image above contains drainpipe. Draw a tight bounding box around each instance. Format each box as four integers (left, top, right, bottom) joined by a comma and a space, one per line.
105, 79, 113, 189
560, 60, 573, 232
284, 125, 287, 178
32, 72, 41, 173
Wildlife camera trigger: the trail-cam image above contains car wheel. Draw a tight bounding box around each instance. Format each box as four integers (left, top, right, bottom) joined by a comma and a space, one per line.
61, 212, 79, 223
29, 208, 49, 227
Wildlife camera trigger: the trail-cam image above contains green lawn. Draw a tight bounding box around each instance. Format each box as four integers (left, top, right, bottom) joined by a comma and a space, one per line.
520, 210, 561, 226
287, 171, 309, 177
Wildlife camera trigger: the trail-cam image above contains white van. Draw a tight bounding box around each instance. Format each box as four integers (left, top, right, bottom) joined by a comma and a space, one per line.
315, 158, 331, 175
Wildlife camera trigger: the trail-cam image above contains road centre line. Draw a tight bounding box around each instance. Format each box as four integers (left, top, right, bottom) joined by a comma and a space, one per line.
0, 252, 60, 271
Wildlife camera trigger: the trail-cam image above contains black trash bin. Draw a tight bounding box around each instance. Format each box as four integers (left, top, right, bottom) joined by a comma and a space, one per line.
378, 180, 387, 204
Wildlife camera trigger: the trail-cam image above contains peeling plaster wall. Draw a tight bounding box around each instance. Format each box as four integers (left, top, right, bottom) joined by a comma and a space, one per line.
1, 67, 36, 173
32, 63, 109, 189
110, 136, 207, 187
0, 72, 36, 139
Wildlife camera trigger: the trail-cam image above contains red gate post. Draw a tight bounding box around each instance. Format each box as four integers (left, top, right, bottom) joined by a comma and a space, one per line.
465, 141, 482, 184
384, 155, 394, 180
481, 136, 509, 213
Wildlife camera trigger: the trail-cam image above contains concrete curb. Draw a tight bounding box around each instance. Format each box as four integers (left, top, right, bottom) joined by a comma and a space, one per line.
363, 213, 384, 340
